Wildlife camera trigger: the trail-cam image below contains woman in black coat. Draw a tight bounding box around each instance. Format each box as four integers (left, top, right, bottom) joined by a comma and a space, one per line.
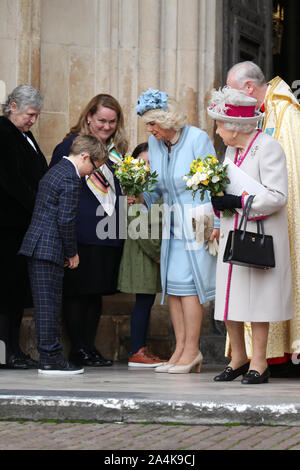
0, 85, 48, 369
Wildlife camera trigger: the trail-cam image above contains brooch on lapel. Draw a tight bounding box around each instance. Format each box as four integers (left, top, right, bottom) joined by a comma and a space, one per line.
249, 145, 259, 158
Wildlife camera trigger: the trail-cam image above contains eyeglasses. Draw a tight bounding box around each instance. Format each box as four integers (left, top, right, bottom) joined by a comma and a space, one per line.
89, 157, 98, 171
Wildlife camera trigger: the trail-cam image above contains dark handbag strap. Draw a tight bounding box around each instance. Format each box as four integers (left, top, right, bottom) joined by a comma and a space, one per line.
238, 195, 265, 245
238, 195, 255, 231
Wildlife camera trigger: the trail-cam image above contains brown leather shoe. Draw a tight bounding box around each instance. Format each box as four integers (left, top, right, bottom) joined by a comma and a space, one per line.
144, 347, 168, 364
128, 347, 166, 368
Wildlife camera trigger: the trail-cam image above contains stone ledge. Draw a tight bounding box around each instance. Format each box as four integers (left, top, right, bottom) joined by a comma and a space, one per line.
1, 389, 299, 426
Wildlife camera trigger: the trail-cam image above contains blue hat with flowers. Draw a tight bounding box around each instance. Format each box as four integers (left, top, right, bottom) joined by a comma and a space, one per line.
136, 88, 168, 116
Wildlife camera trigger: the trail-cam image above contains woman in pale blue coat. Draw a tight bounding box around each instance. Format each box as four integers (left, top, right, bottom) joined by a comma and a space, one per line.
134, 89, 219, 374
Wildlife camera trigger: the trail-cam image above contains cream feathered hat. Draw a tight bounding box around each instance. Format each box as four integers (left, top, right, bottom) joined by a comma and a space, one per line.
207, 86, 262, 125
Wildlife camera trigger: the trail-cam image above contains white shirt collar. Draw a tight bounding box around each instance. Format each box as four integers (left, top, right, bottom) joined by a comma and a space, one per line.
63, 156, 81, 178
23, 133, 37, 151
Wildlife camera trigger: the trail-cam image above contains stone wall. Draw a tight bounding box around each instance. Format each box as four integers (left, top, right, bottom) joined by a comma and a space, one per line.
0, 0, 42, 136
0, 0, 223, 157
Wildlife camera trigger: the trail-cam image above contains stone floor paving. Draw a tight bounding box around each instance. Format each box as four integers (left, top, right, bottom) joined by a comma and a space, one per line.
1, 421, 300, 451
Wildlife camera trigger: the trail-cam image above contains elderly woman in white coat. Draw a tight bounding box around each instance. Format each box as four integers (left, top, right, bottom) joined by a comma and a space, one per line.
133, 89, 219, 374
207, 87, 293, 384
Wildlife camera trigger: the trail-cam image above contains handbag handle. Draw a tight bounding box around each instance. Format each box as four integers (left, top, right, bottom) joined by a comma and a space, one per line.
238, 195, 255, 231
238, 195, 265, 246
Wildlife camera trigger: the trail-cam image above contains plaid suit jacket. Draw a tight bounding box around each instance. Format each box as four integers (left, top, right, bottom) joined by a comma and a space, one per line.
19, 158, 82, 266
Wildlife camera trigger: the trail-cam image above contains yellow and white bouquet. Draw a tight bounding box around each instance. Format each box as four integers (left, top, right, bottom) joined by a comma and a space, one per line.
183, 155, 230, 200
114, 155, 158, 197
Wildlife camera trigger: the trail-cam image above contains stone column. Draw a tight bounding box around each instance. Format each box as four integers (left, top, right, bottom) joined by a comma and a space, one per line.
137, 0, 222, 143
97, 0, 114, 92
0, 0, 42, 134
0, 81, 6, 104
118, 0, 139, 147
136, 0, 161, 143
17, 0, 41, 88
39, 0, 98, 158
198, 0, 223, 139
0, 1, 41, 92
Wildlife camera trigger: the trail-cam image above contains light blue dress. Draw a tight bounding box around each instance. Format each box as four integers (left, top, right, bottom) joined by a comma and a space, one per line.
143, 125, 219, 304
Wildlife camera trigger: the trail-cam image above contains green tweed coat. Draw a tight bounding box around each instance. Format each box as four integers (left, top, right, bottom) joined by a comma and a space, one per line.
117, 202, 162, 294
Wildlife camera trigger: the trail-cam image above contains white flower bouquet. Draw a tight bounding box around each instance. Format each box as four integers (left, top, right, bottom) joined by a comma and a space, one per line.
183, 155, 230, 200
114, 155, 158, 197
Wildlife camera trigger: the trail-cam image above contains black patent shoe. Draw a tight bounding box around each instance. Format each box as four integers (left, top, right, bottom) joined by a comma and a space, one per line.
69, 348, 95, 366
241, 367, 270, 385
214, 362, 249, 382
18, 352, 38, 369
90, 349, 113, 367
5, 354, 29, 370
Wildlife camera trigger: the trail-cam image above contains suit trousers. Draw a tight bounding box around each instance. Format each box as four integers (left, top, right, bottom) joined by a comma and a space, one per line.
28, 258, 64, 365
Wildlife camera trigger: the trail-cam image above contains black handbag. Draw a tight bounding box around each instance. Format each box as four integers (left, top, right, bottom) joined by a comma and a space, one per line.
223, 195, 275, 269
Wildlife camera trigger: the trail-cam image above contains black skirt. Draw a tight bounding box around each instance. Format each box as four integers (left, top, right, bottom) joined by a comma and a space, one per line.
63, 243, 123, 297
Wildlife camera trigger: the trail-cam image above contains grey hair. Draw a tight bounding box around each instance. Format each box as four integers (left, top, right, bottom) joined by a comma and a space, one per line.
223, 121, 257, 133
140, 97, 187, 131
2, 84, 43, 116
227, 61, 266, 88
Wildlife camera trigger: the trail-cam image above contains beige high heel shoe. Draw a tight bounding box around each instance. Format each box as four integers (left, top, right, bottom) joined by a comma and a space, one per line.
168, 351, 203, 374
154, 362, 177, 373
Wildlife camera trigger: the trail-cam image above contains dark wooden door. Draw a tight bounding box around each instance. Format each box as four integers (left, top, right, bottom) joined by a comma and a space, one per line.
222, 0, 273, 82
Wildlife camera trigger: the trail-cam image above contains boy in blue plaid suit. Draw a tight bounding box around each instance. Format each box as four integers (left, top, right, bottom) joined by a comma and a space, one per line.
19, 135, 108, 375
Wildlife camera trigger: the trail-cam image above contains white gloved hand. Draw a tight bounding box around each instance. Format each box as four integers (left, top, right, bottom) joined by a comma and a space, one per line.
205, 238, 219, 256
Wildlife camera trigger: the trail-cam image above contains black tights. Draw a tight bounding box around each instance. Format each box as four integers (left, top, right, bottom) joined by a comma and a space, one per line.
63, 295, 102, 353
130, 294, 156, 355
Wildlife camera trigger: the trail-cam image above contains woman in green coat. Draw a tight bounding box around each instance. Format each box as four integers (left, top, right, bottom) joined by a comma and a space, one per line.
118, 143, 165, 367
